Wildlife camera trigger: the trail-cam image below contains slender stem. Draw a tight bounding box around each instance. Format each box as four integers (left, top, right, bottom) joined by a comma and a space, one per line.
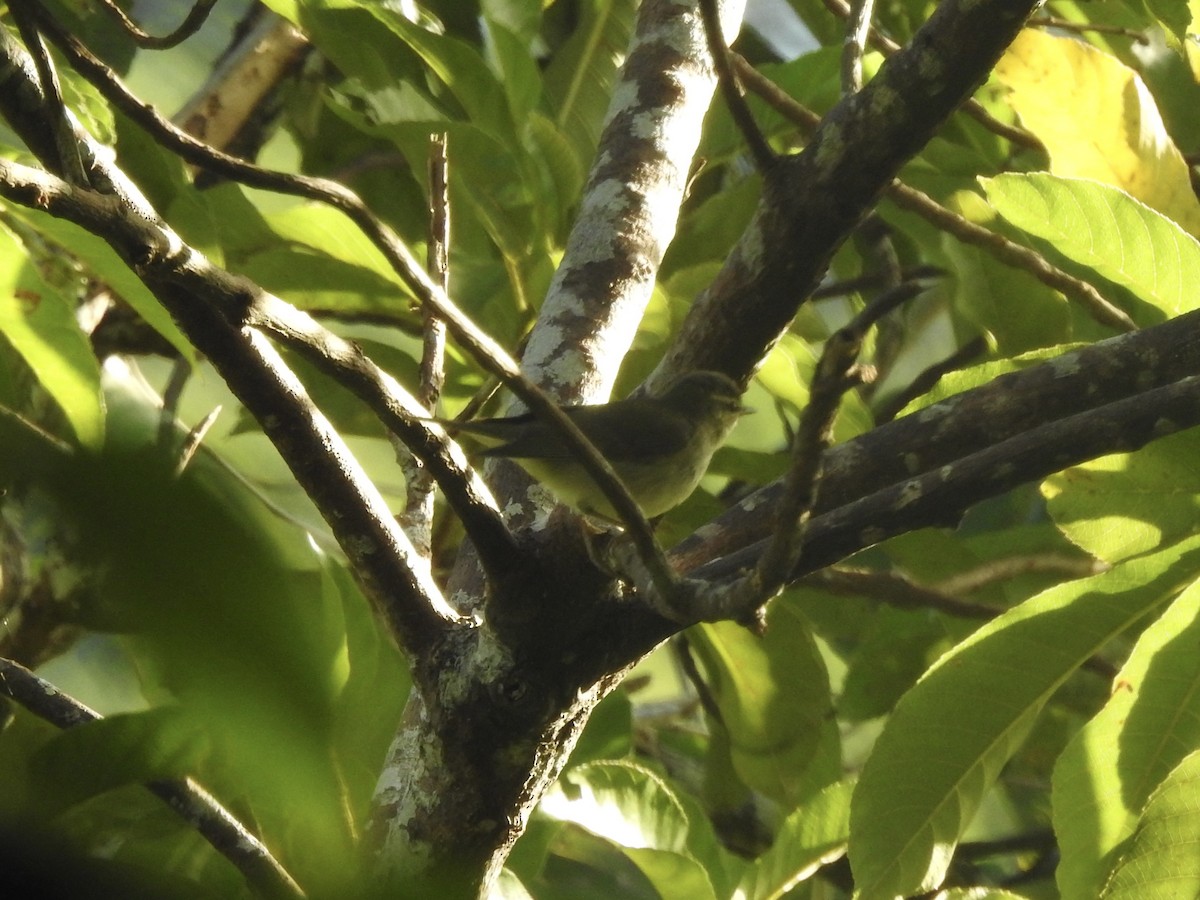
697, 0, 775, 172
842, 0, 876, 94
94, 0, 219, 49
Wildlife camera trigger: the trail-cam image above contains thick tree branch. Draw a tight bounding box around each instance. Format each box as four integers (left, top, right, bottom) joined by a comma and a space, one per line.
670, 309, 1200, 573
0, 657, 304, 900
694, 375, 1200, 582
821, 0, 1044, 151
657, 0, 1043, 384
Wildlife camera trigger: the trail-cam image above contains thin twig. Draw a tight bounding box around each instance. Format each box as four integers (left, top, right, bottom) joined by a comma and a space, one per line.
672, 636, 725, 724
95, 0, 219, 50
811, 265, 944, 300
842, 0, 876, 93
1029, 16, 1149, 45
752, 284, 921, 599
804, 567, 999, 618
873, 334, 988, 422
6, 2, 88, 186
935, 553, 1108, 596
399, 134, 450, 559
885, 180, 1137, 332
693, 282, 922, 623
158, 357, 191, 449
802, 568, 1118, 679
0, 656, 306, 900
174, 406, 221, 477
697, 0, 775, 172
731, 55, 1137, 334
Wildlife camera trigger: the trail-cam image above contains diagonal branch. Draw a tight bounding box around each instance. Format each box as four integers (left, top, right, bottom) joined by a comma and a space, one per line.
731, 54, 1135, 333
670, 307, 1200, 574
0, 656, 304, 900
93, 0, 219, 49
0, 151, 460, 660
657, 0, 1044, 384
692, 375, 1200, 583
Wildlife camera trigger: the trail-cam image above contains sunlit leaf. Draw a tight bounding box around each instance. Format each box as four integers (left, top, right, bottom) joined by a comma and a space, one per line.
983, 173, 1200, 323
849, 534, 1200, 899
360, 2, 518, 141
734, 778, 853, 900
1042, 429, 1200, 563
994, 30, 1200, 237
543, 0, 637, 163
1101, 750, 1200, 899
5, 208, 193, 360
942, 234, 1070, 354
689, 602, 831, 807
540, 761, 718, 899
0, 224, 104, 448
1053, 576, 1200, 899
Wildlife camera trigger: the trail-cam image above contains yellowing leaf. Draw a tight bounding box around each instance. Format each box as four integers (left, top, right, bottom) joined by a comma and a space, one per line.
994, 30, 1200, 238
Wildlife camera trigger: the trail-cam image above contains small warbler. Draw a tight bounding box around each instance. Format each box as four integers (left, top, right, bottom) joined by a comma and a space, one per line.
437, 370, 748, 519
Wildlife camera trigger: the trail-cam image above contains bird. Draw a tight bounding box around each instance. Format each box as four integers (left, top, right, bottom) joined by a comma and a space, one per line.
434, 370, 748, 519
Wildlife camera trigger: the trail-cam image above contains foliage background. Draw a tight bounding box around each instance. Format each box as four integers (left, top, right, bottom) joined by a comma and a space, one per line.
2, 0, 1200, 897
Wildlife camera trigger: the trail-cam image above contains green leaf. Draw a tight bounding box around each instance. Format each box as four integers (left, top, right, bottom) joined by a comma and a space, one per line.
942, 234, 1070, 354
1141, 0, 1193, 49
524, 112, 586, 241
900, 343, 1085, 415
484, 18, 543, 125
543, 0, 637, 163
7, 207, 193, 359
1053, 576, 1200, 899
568, 690, 633, 766
540, 761, 717, 899
993, 30, 1200, 237
0, 224, 104, 448
1042, 429, 1200, 564
1101, 750, 1200, 899
848, 534, 1200, 899
689, 602, 831, 807
735, 778, 853, 900
31, 707, 210, 816
359, 2, 517, 141
115, 114, 221, 264
983, 172, 1200, 323
491, 868, 536, 900
840, 606, 951, 721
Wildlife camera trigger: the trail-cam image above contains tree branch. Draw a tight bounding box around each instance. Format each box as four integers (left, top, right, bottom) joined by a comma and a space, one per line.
694, 375, 1200, 582
0, 152, 461, 660
93, 0, 219, 50
657, 0, 1043, 384
727, 55, 1136, 334
0, 657, 304, 900
670, 308, 1200, 574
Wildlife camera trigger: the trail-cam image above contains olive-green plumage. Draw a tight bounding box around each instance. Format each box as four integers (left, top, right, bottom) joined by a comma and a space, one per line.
440, 371, 747, 519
